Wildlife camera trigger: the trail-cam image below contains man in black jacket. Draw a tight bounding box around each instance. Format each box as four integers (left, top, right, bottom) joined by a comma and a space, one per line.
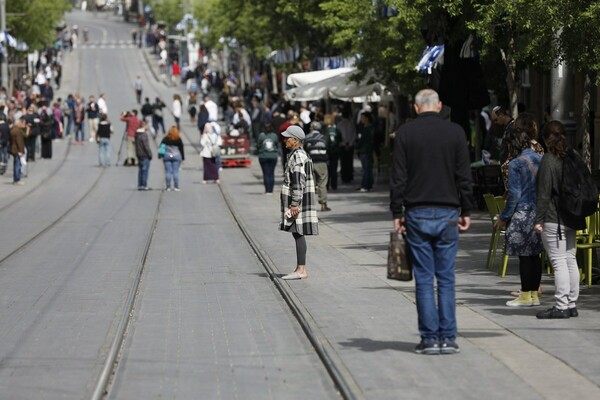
390, 89, 473, 355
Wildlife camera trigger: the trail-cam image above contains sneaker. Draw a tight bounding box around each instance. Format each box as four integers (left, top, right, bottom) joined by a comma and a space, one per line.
569, 307, 578, 317
536, 306, 570, 319
174, 188, 181, 192
166, 188, 172, 191
414, 340, 440, 355
530, 291, 541, 306
440, 339, 460, 355
13, 181, 25, 186
506, 292, 533, 307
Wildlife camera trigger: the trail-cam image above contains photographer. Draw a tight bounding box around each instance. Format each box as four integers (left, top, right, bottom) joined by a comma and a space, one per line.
120, 109, 141, 166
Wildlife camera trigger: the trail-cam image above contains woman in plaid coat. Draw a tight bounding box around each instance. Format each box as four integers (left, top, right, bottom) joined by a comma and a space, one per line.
279, 126, 319, 280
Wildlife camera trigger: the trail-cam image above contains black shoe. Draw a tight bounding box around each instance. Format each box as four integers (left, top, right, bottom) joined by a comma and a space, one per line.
440, 339, 460, 354
536, 306, 570, 319
415, 340, 440, 355
569, 307, 578, 317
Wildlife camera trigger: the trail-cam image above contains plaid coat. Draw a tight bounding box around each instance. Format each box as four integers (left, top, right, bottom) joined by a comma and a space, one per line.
280, 147, 319, 235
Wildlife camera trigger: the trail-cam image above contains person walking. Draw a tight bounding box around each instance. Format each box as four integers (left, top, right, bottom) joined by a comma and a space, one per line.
390, 89, 473, 355
74, 98, 85, 143
495, 127, 544, 307
356, 111, 374, 192
86, 96, 100, 143
279, 125, 319, 280
256, 123, 279, 195
324, 113, 342, 191
0, 114, 10, 174
172, 94, 182, 130
304, 121, 331, 211
39, 103, 53, 159
337, 108, 356, 184
133, 76, 143, 104
160, 126, 185, 191
200, 122, 222, 184
534, 121, 586, 319
10, 117, 26, 185
120, 110, 141, 166
187, 92, 198, 123
152, 97, 166, 135
96, 114, 113, 167
134, 122, 152, 190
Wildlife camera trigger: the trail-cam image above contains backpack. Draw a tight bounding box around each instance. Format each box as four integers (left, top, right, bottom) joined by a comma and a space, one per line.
556, 149, 598, 218
261, 137, 275, 152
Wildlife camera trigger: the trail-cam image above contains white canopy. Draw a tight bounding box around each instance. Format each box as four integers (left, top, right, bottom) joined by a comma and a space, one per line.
286, 67, 355, 87
284, 68, 384, 103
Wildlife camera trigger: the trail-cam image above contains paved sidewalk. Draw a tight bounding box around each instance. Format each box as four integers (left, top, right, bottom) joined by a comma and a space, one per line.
218, 160, 600, 400
135, 32, 600, 398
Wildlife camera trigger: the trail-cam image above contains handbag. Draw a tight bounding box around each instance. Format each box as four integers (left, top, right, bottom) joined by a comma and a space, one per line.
387, 231, 412, 281
158, 143, 166, 158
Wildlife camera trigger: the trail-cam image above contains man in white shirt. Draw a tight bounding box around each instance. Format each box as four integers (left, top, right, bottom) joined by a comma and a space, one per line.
97, 94, 108, 116
204, 95, 218, 122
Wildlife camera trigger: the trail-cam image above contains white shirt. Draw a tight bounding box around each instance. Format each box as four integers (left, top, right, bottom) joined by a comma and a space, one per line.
232, 108, 251, 126
204, 99, 218, 122
172, 99, 182, 118
97, 97, 108, 115
35, 72, 47, 86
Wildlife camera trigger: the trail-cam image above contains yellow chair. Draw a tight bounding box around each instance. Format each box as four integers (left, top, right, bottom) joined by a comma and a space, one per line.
576, 209, 600, 287
483, 194, 508, 273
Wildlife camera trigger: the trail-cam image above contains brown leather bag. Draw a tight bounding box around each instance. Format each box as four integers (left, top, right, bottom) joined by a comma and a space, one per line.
387, 232, 412, 281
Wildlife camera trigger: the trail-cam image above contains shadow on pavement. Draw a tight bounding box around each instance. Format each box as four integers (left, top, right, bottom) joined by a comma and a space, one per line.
338, 338, 415, 353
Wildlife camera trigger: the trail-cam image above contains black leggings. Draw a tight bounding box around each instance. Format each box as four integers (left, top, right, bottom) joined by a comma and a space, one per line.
519, 255, 542, 291
292, 232, 307, 265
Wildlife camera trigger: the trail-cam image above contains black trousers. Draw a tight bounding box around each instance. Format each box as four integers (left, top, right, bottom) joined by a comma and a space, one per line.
340, 146, 354, 183
519, 255, 542, 291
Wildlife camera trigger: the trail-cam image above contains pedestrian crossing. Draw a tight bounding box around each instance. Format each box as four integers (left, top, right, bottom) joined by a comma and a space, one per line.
78, 40, 138, 49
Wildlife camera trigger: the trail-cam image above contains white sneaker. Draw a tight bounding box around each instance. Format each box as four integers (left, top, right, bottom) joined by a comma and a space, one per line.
174, 188, 181, 192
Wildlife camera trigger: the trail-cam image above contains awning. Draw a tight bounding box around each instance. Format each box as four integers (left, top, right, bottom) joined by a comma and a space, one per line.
287, 67, 355, 87
0, 31, 29, 52
284, 68, 384, 103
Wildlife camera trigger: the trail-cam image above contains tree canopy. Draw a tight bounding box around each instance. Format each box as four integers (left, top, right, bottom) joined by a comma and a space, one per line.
6, 0, 72, 51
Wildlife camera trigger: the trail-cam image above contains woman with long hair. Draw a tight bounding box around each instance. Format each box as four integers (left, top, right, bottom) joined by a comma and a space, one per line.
534, 121, 586, 319
495, 127, 544, 307
159, 125, 185, 191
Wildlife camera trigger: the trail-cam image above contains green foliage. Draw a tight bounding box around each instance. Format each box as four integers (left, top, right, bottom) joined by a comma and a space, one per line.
147, 0, 185, 32
6, 0, 72, 51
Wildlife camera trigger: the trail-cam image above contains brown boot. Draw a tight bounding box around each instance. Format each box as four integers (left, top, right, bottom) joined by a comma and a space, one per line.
321, 203, 331, 212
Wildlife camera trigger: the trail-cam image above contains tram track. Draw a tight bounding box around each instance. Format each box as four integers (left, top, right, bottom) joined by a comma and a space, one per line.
90, 41, 364, 400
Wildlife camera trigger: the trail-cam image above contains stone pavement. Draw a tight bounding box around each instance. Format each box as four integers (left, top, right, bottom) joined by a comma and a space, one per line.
214, 159, 600, 400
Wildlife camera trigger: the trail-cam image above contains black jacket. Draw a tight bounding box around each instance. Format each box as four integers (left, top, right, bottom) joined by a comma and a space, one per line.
390, 112, 474, 217
304, 131, 328, 163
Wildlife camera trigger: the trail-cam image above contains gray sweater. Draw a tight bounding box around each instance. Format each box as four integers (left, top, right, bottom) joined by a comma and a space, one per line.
535, 152, 587, 230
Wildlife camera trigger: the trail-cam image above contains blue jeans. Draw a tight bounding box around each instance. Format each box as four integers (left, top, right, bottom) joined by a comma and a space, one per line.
0, 144, 8, 165
405, 207, 459, 342
74, 122, 85, 142
359, 152, 373, 190
163, 156, 182, 189
65, 114, 74, 136
259, 157, 277, 193
98, 137, 111, 166
138, 158, 150, 188
13, 154, 22, 182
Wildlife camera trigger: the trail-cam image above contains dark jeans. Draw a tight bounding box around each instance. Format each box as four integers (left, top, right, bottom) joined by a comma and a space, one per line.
327, 153, 339, 190
138, 158, 150, 188
359, 152, 373, 190
405, 207, 459, 341
259, 157, 277, 193
13, 154, 22, 182
340, 146, 354, 183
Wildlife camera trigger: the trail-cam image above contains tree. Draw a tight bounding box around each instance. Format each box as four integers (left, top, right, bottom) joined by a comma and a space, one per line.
556, 0, 600, 168
6, 0, 72, 51
147, 0, 185, 31
467, 0, 560, 117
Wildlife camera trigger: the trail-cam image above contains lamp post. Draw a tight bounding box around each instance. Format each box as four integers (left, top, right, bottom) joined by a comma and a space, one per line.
0, 0, 7, 90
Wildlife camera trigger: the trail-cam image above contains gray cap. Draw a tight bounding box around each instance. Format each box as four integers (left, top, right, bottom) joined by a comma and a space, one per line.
282, 125, 305, 140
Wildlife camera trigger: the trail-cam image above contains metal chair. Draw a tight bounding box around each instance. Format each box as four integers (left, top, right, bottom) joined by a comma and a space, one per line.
576, 209, 600, 287
483, 194, 507, 273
